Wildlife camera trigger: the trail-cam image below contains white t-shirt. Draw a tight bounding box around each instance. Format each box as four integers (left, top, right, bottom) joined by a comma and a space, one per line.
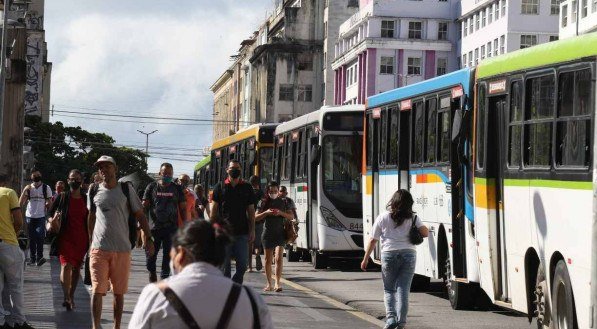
372, 211, 424, 252
25, 183, 52, 218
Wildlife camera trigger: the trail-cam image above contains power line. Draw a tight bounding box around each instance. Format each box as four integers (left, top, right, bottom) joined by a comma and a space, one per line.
52, 113, 235, 126
52, 109, 252, 124
27, 137, 205, 152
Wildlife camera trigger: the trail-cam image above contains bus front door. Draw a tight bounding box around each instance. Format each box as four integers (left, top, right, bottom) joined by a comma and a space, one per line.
307, 131, 319, 250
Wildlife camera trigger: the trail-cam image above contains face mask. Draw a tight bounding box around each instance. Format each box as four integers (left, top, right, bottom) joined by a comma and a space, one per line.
229, 169, 241, 179
269, 193, 278, 200
32, 176, 41, 182
169, 259, 179, 275
68, 181, 81, 190
162, 176, 173, 184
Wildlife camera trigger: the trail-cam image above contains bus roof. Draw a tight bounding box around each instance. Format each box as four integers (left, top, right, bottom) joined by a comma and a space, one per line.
367, 68, 473, 108
194, 155, 211, 171
274, 105, 364, 135
211, 123, 278, 150
477, 32, 597, 79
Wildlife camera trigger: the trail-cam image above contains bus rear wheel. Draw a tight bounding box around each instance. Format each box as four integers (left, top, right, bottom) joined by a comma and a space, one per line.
311, 250, 328, 269
446, 259, 472, 310
551, 261, 577, 329
286, 246, 300, 262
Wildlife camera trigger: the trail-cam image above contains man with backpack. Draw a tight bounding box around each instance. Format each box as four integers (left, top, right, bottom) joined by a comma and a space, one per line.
87, 155, 154, 329
19, 168, 53, 266
143, 163, 187, 283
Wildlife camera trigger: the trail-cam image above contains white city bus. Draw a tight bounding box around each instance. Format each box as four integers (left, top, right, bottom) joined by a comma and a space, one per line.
273, 105, 364, 269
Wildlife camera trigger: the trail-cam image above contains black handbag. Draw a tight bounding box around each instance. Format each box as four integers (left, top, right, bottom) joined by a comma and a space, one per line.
409, 215, 424, 245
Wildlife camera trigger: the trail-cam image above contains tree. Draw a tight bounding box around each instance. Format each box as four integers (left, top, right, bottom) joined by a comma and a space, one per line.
25, 115, 148, 187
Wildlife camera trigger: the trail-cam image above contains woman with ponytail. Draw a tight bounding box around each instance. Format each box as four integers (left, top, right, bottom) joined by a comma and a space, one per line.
360, 189, 429, 329
130, 220, 273, 329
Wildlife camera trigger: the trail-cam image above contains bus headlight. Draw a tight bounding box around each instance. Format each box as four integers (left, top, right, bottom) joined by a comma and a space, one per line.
320, 206, 346, 231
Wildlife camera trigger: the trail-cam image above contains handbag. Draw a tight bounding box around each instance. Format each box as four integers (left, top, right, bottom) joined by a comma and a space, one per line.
409, 215, 424, 245
46, 192, 65, 234
284, 219, 298, 243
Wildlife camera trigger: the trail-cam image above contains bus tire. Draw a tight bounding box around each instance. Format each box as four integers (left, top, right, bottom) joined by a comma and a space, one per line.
301, 250, 312, 262
311, 250, 328, 269
447, 279, 472, 310
286, 247, 300, 262
551, 261, 577, 329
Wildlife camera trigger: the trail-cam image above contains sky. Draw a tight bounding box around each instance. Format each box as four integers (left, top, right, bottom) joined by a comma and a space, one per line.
45, 0, 273, 176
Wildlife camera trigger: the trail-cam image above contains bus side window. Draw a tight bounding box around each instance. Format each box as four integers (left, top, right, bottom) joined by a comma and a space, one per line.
508, 81, 523, 168
366, 114, 374, 169
379, 109, 388, 167
425, 97, 438, 164
438, 96, 451, 163
476, 85, 487, 170
387, 107, 399, 166
524, 74, 554, 167
412, 101, 425, 165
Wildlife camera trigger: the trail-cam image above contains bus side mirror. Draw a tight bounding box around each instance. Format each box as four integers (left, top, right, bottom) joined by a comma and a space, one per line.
310, 145, 321, 165
452, 109, 463, 142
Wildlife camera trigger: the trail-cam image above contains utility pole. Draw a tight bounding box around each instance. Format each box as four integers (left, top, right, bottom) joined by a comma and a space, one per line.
137, 129, 157, 168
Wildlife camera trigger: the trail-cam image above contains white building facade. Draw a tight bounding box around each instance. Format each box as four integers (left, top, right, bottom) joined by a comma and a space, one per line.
331, 0, 460, 105
460, 0, 560, 68
558, 0, 597, 39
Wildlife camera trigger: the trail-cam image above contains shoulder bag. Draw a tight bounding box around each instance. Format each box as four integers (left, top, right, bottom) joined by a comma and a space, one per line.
409, 215, 424, 245
46, 192, 65, 234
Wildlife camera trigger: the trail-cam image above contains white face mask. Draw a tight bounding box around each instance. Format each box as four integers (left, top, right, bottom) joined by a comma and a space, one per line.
269, 193, 278, 200
169, 259, 179, 275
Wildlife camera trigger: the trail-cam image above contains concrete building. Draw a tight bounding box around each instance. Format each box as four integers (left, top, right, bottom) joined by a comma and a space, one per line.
331, 0, 460, 105
210, 69, 234, 141
459, 0, 559, 68
558, 0, 597, 38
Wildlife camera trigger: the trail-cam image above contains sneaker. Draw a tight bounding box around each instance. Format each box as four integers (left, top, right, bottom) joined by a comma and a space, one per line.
26, 259, 36, 266
36, 257, 46, 267
149, 271, 157, 283
383, 317, 398, 329
14, 322, 35, 329
255, 255, 263, 271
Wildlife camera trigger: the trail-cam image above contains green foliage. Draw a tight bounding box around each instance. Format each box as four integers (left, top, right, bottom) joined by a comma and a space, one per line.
25, 115, 148, 186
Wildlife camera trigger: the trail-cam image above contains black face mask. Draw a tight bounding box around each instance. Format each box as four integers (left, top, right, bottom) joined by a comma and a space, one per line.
32, 176, 41, 182
68, 181, 82, 190
229, 169, 241, 179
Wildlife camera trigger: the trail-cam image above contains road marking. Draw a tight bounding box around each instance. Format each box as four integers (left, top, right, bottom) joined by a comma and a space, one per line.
280, 277, 385, 327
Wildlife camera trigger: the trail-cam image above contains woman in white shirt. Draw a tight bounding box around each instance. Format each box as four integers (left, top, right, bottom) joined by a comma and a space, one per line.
361, 189, 429, 329
129, 220, 273, 329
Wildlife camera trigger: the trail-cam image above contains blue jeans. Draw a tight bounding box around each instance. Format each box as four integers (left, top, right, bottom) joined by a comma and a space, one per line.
26, 217, 45, 261
381, 249, 417, 328
0, 242, 26, 326
146, 227, 177, 279
223, 235, 249, 284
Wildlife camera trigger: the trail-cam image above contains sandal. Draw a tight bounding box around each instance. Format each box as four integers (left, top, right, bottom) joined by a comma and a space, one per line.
263, 286, 273, 292
274, 287, 283, 292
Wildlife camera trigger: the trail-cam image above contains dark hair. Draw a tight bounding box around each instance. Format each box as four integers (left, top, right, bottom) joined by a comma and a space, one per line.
228, 159, 240, 166
0, 174, 7, 184
69, 169, 82, 178
267, 181, 279, 189
248, 175, 260, 186
386, 189, 415, 227
172, 220, 231, 267
279, 185, 287, 192
160, 162, 173, 170
30, 168, 40, 174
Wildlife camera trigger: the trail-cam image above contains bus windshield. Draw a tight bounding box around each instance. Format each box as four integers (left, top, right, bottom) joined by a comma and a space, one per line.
259, 147, 273, 184
322, 134, 362, 218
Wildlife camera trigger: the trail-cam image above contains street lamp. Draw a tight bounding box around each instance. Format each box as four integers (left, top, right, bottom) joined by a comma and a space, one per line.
137, 129, 157, 166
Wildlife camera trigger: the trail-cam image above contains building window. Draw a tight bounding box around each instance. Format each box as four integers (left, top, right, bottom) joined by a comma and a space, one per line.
468, 51, 473, 67
380, 56, 394, 74
487, 42, 492, 57
481, 10, 486, 27
438, 22, 448, 40
297, 53, 313, 71
489, 6, 493, 23
381, 20, 395, 38
407, 57, 421, 75
572, 0, 577, 22
551, 0, 560, 14
475, 13, 480, 30
593, 0, 596, 13
297, 85, 312, 102
521, 0, 539, 14
463, 21, 468, 36
469, 17, 473, 33
549, 35, 559, 42
481, 45, 486, 60
562, 4, 568, 26
520, 34, 537, 49
496, 1, 501, 19
502, 0, 507, 16
494, 38, 499, 56
462, 54, 467, 67
279, 84, 294, 101
474, 48, 479, 65
408, 21, 422, 39
500, 35, 505, 54
437, 58, 447, 76
582, 0, 588, 16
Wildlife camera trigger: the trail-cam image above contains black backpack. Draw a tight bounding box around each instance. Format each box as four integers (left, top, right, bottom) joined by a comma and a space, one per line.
89, 182, 138, 249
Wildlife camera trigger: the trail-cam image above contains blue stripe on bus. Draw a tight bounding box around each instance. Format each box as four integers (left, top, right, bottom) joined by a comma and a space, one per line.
367, 68, 472, 108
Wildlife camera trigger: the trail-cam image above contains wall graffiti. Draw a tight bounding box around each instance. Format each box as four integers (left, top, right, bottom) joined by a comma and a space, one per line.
25, 32, 43, 115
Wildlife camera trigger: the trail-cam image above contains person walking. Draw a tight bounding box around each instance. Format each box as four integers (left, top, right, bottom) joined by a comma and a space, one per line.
279, 185, 298, 225
143, 163, 187, 283
52, 181, 65, 201
193, 184, 209, 220
19, 168, 52, 266
248, 175, 264, 272
87, 155, 155, 329
129, 220, 273, 329
255, 181, 293, 292
361, 189, 429, 329
49, 169, 89, 311
0, 174, 34, 329
177, 174, 198, 222
210, 160, 256, 284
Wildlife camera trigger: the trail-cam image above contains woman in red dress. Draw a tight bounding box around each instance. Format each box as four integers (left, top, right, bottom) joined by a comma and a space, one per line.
50, 169, 89, 310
